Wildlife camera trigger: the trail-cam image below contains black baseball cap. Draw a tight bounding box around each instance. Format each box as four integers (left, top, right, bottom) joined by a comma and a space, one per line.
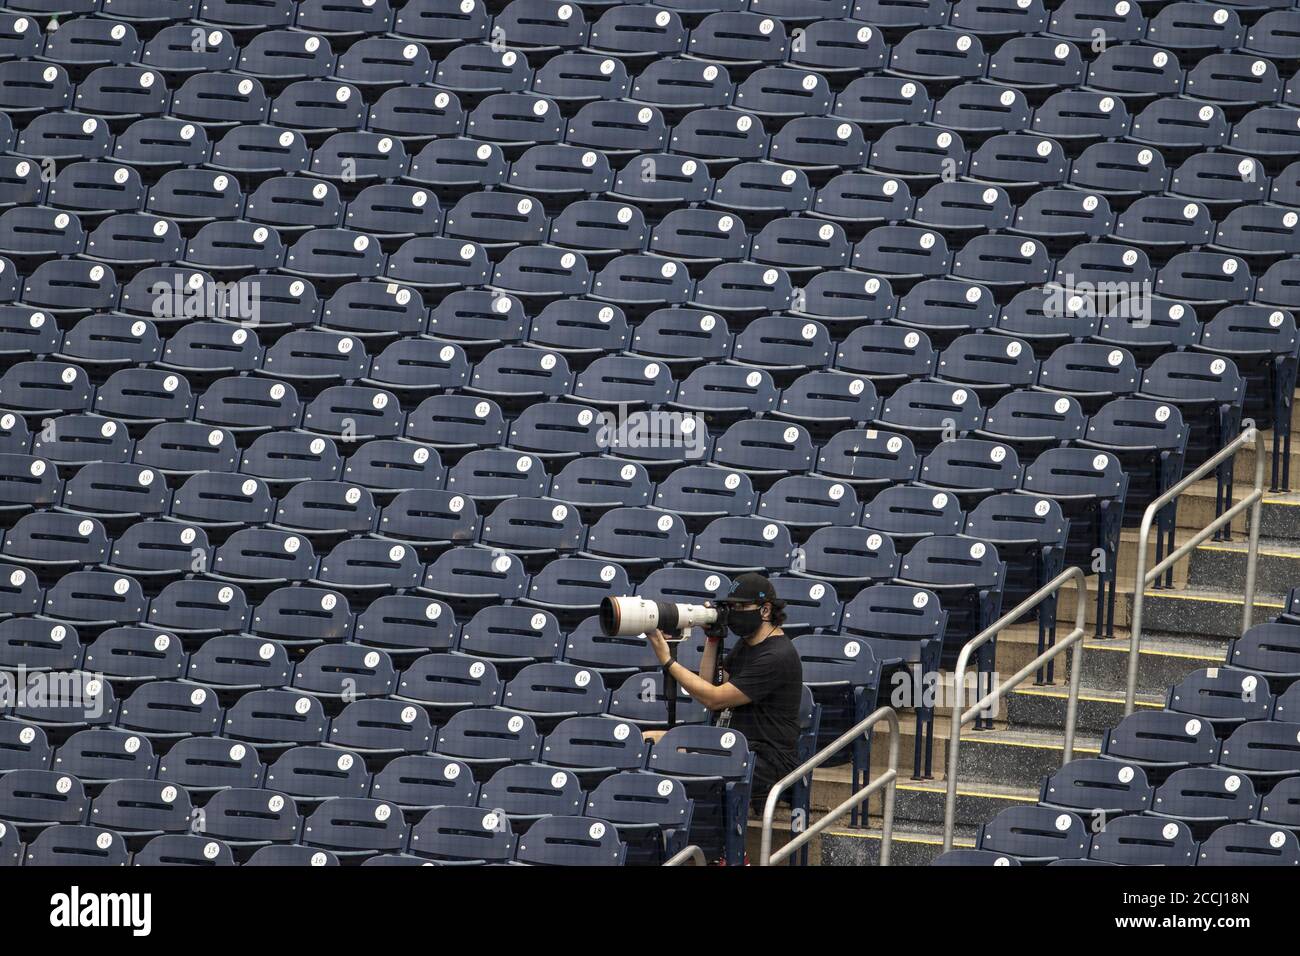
718, 572, 784, 607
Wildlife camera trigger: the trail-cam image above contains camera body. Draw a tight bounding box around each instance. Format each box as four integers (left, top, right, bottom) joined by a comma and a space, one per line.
598, 596, 728, 640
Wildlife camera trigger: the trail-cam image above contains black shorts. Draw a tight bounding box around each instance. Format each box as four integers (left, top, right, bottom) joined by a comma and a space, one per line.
749, 751, 797, 816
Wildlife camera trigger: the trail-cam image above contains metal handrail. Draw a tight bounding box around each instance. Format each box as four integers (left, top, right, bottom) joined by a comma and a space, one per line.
942, 566, 1089, 853
663, 845, 706, 867
758, 706, 900, 866
1125, 426, 1264, 715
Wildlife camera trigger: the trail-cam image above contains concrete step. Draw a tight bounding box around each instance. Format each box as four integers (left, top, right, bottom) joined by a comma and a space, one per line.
1229, 434, 1300, 489
806, 766, 1037, 828
1003, 684, 1163, 735
824, 693, 1101, 790
951, 727, 1101, 786
1127, 587, 1281, 638
1187, 537, 1300, 597
817, 822, 973, 866
1042, 568, 1276, 637
971, 622, 1206, 703
1255, 494, 1300, 541
1069, 630, 1224, 695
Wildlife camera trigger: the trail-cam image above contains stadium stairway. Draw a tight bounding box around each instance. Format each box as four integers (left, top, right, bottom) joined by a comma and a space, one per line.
753, 416, 1300, 865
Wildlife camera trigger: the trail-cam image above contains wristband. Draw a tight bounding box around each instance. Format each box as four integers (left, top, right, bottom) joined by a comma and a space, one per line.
661, 660, 676, 681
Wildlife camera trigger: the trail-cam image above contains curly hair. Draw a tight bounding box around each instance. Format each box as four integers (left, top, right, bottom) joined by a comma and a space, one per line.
764, 601, 787, 629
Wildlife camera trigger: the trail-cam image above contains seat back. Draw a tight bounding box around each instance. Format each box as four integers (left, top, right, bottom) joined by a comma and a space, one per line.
356, 590, 457, 658
977, 806, 1088, 862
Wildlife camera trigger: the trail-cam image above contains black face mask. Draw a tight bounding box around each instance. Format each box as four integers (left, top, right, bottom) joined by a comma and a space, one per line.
727, 609, 763, 638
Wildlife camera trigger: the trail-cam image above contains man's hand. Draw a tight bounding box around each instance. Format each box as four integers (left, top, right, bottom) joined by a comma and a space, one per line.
645, 628, 672, 666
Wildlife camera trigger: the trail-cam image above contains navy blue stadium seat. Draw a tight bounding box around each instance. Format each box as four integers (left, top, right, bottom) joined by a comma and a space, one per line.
1039, 758, 1153, 818
392, 650, 500, 721
25, 825, 129, 866
408, 804, 517, 864
644, 724, 753, 866
515, 815, 625, 866
157, 736, 264, 795
421, 546, 528, 615
357, 597, 459, 662
1088, 812, 1196, 866
977, 806, 1088, 864
584, 770, 693, 865
436, 707, 541, 781
1148, 767, 1258, 840
1101, 711, 1220, 785
1199, 823, 1300, 867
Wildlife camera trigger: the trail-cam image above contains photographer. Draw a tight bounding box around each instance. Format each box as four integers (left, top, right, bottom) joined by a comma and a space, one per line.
646, 573, 803, 813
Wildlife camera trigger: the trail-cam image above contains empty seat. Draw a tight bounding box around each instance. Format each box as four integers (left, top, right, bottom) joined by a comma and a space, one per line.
25, 825, 128, 867
263, 745, 372, 806
326, 698, 433, 758
1039, 757, 1153, 817
515, 815, 625, 866
421, 546, 528, 613
1227, 620, 1300, 684
156, 736, 264, 794
455, 605, 562, 675
497, 663, 607, 732
170, 73, 269, 133
585, 770, 693, 865
1149, 767, 1258, 840
1020, 446, 1128, 637
1198, 823, 1300, 867
1087, 812, 1196, 866
1216, 720, 1300, 785
117, 680, 224, 743
134, 422, 238, 477
588, 2, 686, 61
1036, 342, 1140, 414
84, 623, 186, 686
435, 707, 541, 780
976, 806, 1088, 864
314, 538, 423, 597
1101, 711, 1220, 784
643, 724, 753, 866
0, 720, 52, 773
522, 557, 630, 624
408, 804, 517, 863
0, 769, 88, 842
301, 796, 408, 863
89, 778, 191, 846
1167, 667, 1274, 733
394, 651, 501, 716
145, 579, 250, 639
356, 596, 458, 660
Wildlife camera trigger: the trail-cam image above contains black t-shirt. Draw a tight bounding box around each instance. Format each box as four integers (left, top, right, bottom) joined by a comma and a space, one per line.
723, 633, 802, 775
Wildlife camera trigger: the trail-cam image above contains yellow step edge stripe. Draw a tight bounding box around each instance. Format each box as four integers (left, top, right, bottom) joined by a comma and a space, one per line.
1013, 688, 1161, 706
897, 785, 1038, 802
824, 830, 976, 847
1196, 544, 1300, 559
1084, 644, 1219, 660
1141, 590, 1282, 607
956, 737, 1101, 753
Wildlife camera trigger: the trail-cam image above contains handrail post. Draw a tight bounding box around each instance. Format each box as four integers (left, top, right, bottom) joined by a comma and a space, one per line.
663, 845, 705, 867
1123, 508, 1155, 717
879, 717, 899, 868
758, 706, 900, 866
942, 646, 974, 854
1241, 425, 1265, 636
1125, 427, 1263, 715
942, 567, 1087, 853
